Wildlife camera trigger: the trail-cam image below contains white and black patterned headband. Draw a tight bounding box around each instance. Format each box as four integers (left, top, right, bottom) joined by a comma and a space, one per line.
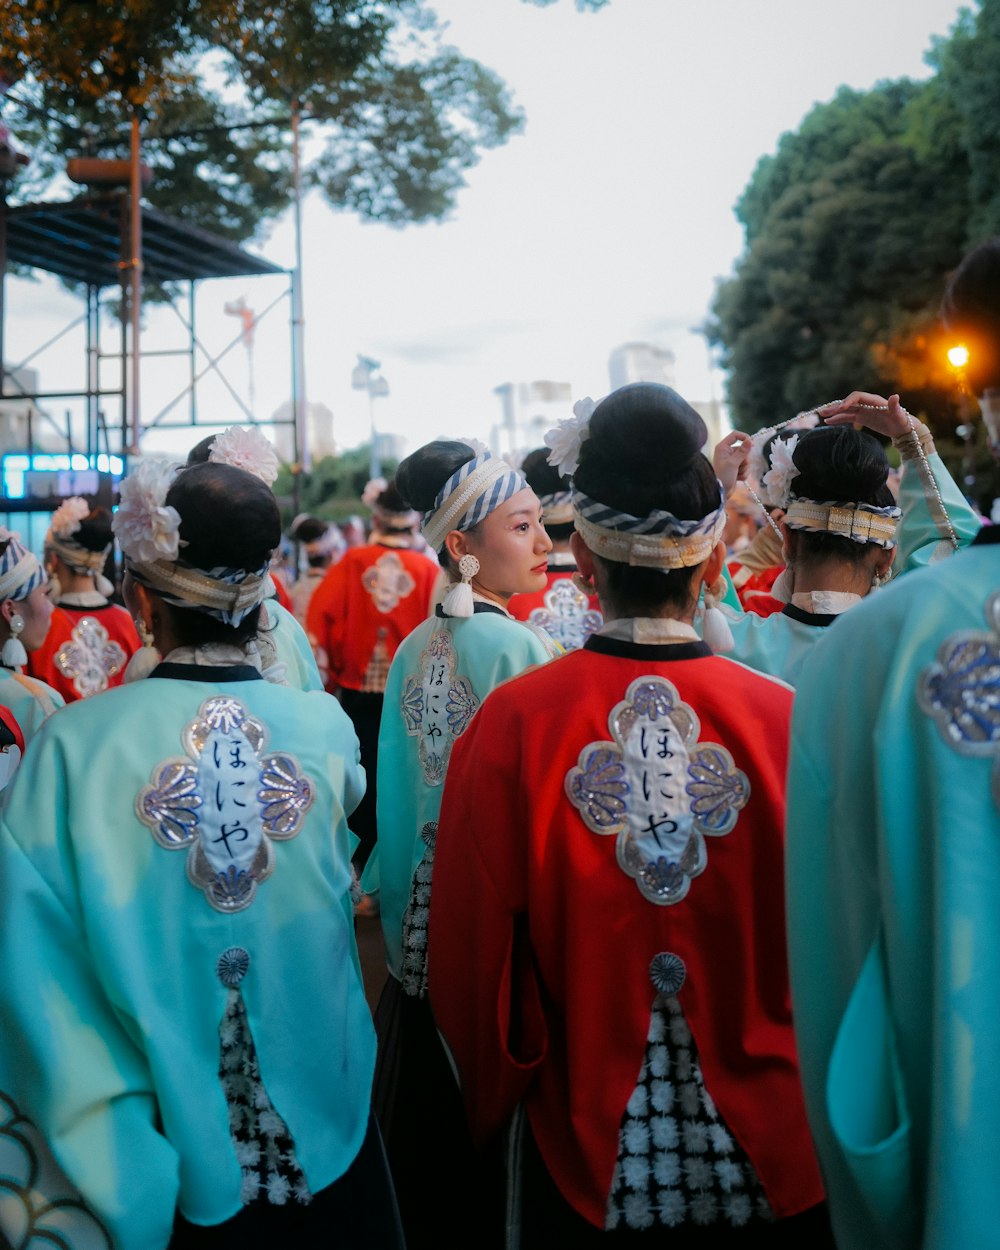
422, 452, 527, 551
572, 482, 728, 570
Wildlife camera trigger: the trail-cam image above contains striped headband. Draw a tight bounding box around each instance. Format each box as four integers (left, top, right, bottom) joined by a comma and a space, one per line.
127, 557, 269, 627
572, 483, 728, 571
0, 532, 45, 602
48, 533, 110, 577
784, 499, 901, 549
539, 489, 575, 526
422, 452, 527, 551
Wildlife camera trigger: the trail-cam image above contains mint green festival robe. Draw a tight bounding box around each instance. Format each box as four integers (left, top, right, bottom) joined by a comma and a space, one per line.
0, 665, 373, 1249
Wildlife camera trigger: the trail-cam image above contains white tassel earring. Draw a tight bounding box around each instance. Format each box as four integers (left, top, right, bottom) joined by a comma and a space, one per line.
124, 615, 161, 683
870, 566, 893, 592
441, 553, 480, 618
0, 614, 27, 670
701, 578, 735, 654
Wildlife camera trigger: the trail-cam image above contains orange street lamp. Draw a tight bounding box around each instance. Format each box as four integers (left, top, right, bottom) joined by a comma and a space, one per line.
948, 344, 970, 369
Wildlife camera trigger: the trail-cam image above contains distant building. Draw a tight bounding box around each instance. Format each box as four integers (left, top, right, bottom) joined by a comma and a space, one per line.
608, 342, 676, 391
691, 398, 728, 449
0, 368, 61, 453
492, 380, 573, 459
271, 400, 336, 463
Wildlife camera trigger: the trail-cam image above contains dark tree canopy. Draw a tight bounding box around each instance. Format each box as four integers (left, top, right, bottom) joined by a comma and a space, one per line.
710, 0, 999, 435
0, 0, 606, 239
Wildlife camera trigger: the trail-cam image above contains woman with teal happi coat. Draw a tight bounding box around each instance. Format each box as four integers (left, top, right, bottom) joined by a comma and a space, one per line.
362, 437, 558, 1246
0, 525, 63, 744
0, 458, 402, 1250
705, 394, 980, 686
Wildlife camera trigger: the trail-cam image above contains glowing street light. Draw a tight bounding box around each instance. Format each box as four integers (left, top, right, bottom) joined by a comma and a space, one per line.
352, 355, 390, 479
948, 344, 970, 369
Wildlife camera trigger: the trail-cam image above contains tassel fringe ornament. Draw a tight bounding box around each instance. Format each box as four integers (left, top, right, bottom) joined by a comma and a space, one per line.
702, 580, 735, 654
124, 615, 161, 683
0, 614, 27, 670
441, 554, 480, 618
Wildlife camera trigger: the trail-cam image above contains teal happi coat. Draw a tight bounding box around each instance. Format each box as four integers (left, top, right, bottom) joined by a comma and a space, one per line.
718, 449, 981, 685
364, 605, 556, 984
264, 599, 325, 691
0, 664, 373, 1250
786, 529, 1000, 1249
0, 665, 64, 746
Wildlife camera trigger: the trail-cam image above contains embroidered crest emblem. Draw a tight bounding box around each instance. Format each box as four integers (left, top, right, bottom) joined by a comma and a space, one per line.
919, 590, 1000, 805
362, 551, 416, 613
400, 630, 479, 785
55, 615, 128, 697
135, 696, 314, 912
529, 577, 603, 651
566, 676, 749, 905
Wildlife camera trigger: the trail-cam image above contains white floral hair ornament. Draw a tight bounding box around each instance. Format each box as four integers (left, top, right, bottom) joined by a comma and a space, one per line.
208, 425, 279, 486
112, 459, 184, 564
361, 477, 388, 508
49, 496, 90, 538
760, 433, 801, 509
459, 436, 490, 458
544, 396, 596, 478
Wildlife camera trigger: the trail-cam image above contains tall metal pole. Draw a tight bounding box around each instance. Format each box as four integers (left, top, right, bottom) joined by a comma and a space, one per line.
291, 99, 310, 472
0, 180, 6, 406
128, 109, 143, 453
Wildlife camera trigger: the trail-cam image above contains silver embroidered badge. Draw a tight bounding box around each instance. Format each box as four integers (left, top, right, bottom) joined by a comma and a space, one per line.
55, 616, 128, 697
362, 550, 417, 613
566, 676, 749, 905
400, 630, 479, 786
529, 577, 603, 651
919, 590, 1000, 804
135, 696, 314, 912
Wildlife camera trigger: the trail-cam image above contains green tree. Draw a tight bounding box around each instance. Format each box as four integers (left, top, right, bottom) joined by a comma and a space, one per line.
275, 445, 399, 525
709, 2, 1000, 436
1, 0, 605, 240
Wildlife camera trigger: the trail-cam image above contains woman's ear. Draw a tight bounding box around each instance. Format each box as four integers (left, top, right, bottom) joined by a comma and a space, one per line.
0, 599, 15, 625
570, 531, 595, 582
703, 540, 726, 589
779, 521, 796, 564
443, 529, 467, 568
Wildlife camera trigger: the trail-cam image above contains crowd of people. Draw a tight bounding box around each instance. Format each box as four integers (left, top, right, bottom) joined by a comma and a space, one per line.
0, 235, 998, 1250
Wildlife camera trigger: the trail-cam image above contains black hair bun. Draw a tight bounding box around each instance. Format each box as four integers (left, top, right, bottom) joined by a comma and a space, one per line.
575, 384, 718, 521
169, 462, 281, 571
396, 441, 477, 513
791, 426, 893, 508
376, 479, 410, 515
290, 514, 329, 544
521, 448, 568, 497
74, 506, 113, 552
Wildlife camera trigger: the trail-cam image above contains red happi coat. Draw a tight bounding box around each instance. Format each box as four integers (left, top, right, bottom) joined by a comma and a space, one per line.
28, 602, 140, 703
428, 635, 823, 1228
507, 567, 603, 652
307, 543, 440, 693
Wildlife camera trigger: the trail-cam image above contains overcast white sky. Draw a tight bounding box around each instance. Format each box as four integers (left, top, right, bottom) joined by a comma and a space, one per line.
4, 0, 968, 461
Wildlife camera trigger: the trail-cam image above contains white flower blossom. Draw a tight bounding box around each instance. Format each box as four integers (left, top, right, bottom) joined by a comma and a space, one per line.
682, 1120, 709, 1153
112, 459, 183, 564
236, 1140, 261, 1167
760, 433, 800, 509
49, 496, 90, 538
266, 1173, 291, 1205
679, 1083, 701, 1117
209, 425, 280, 485
459, 436, 491, 458
362, 477, 388, 507
544, 396, 596, 477
647, 1010, 666, 1043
